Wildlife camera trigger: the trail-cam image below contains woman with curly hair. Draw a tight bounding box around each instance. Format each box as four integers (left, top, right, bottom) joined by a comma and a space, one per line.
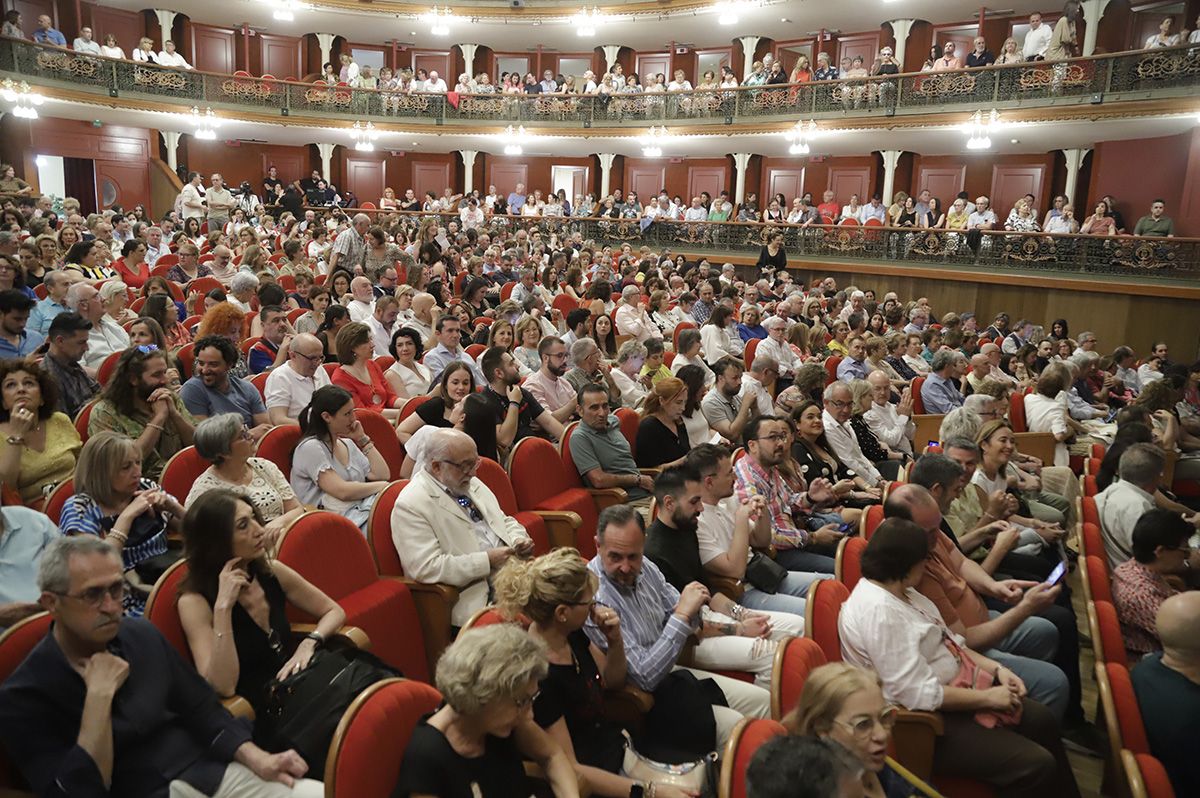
197, 302, 251, 378
0, 360, 80, 505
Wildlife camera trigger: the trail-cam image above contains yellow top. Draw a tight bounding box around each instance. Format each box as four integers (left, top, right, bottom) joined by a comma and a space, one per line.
0, 412, 81, 503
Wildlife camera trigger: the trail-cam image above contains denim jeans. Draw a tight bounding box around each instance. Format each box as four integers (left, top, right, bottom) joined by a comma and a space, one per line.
740, 570, 832, 617
984, 611, 1069, 720
774, 547, 836, 574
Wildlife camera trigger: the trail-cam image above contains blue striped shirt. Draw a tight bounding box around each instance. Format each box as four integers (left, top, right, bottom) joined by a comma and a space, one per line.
584, 556, 695, 691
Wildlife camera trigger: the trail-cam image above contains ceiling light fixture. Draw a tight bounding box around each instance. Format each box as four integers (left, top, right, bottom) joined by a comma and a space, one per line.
351, 120, 379, 151
640, 126, 669, 157
714, 1, 750, 26
190, 106, 218, 140
784, 119, 816, 155
1, 80, 43, 119
572, 7, 604, 36
964, 109, 999, 150
424, 6, 453, 36
501, 125, 528, 156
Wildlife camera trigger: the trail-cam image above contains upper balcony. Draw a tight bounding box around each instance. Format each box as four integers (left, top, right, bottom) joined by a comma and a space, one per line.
3, 36, 1198, 133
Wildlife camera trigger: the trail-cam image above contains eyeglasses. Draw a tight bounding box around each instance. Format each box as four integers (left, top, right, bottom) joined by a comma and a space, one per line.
826, 399, 853, 409
439, 456, 480, 472
513, 689, 541, 710
835, 706, 898, 740
238, 425, 253, 442
53, 581, 126, 607
294, 351, 325, 364
756, 433, 789, 443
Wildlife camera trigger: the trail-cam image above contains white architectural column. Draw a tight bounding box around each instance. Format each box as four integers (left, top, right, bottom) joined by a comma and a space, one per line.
887, 19, 916, 69
460, 150, 478, 194
600, 45, 621, 75
315, 33, 337, 69
737, 36, 761, 81
316, 143, 337, 182
878, 149, 904, 205
160, 131, 182, 172
597, 153, 616, 197
1081, 0, 1112, 56
1061, 148, 1091, 207
458, 44, 479, 75
732, 152, 752, 205
153, 9, 178, 46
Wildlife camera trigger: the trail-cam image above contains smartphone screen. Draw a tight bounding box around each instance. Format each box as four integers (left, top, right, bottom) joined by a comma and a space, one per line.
927, 440, 939, 448
1045, 561, 1067, 586
837, 521, 854, 534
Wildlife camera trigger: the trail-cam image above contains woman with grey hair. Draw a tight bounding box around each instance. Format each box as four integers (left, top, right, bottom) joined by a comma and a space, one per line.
185, 413, 304, 540
610, 339, 650, 409
396, 624, 581, 797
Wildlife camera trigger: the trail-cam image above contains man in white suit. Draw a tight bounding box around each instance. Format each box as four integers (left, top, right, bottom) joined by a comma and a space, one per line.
391, 428, 534, 627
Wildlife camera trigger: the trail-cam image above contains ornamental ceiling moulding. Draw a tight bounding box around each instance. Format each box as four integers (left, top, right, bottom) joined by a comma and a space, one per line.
299, 0, 780, 23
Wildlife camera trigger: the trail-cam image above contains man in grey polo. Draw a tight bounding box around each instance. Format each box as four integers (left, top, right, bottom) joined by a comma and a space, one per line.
181, 335, 270, 431
328, 213, 370, 275
701, 356, 758, 442
570, 383, 654, 508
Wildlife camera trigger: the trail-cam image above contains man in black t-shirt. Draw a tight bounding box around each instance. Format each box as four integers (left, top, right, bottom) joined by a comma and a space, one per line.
479, 346, 565, 449
262, 165, 283, 199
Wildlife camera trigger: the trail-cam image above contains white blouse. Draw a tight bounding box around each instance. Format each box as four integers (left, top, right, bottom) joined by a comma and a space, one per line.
388, 360, 433, 397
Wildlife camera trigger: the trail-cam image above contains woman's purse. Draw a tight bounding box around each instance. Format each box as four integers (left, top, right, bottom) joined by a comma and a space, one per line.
744, 551, 788, 594
944, 637, 1022, 729
623, 739, 717, 793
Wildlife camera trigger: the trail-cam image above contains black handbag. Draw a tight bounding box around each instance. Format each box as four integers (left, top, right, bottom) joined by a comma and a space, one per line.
744, 551, 788, 594
260, 647, 400, 778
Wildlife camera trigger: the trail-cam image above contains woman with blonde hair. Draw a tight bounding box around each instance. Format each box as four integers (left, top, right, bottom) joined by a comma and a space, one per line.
635, 376, 690, 469
513, 316, 545, 374
996, 36, 1023, 64
785, 662, 934, 797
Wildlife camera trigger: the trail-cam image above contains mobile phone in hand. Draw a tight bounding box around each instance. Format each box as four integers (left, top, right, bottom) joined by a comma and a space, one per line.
1044, 561, 1067, 586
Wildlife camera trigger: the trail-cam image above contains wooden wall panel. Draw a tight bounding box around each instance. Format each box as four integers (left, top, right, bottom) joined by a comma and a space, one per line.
412, 161, 450, 200
261, 147, 308, 185
636, 52, 671, 82
764, 167, 805, 205
188, 23, 237, 73
86, 5, 143, 52
836, 32, 880, 67
916, 165, 966, 205
7, 0, 55, 31
930, 24, 978, 64
94, 160, 150, 210
686, 166, 727, 203
827, 166, 871, 203
990, 164, 1047, 220
625, 165, 666, 203
486, 163, 528, 197
344, 157, 385, 206
259, 33, 303, 79
412, 50, 451, 82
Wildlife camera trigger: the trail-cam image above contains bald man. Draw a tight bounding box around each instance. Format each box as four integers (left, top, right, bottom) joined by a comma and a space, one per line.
402, 292, 435, 347
1132, 592, 1200, 795
265, 333, 331, 426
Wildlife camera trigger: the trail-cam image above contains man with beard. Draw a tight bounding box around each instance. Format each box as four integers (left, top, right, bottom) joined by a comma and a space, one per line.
89, 346, 196, 481
479, 346, 564, 448
181, 336, 270, 431
701, 357, 759, 442
522, 336, 578, 423
570, 383, 653, 511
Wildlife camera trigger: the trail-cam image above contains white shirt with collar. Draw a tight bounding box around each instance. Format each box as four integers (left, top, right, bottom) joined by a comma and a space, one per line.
83, 316, 131, 370
821, 408, 883, 485
614, 304, 661, 344
1094, 479, 1156, 569
1023, 24, 1053, 59
423, 78, 448, 92
157, 50, 192, 69
863, 401, 914, 456
366, 315, 394, 358
683, 206, 708, 222
264, 360, 331, 419
347, 298, 375, 324
756, 335, 801, 378
738, 374, 774, 416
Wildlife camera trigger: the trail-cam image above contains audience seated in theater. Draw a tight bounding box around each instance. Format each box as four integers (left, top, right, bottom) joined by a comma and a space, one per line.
0, 360, 79, 504
396, 361, 477, 443
89, 346, 195, 480
66, 281, 126, 372
196, 302, 251, 378
330, 322, 403, 419
755, 316, 802, 383
396, 624, 579, 797
669, 328, 715, 390
58, 431, 183, 616
920, 350, 967, 414
609, 339, 651, 409
971, 420, 1069, 546
424, 314, 485, 386
700, 306, 743, 365
839, 518, 1080, 796
821, 382, 895, 486
479, 346, 564, 452
1132, 592, 1200, 798
392, 427, 533, 627
700, 356, 759, 443
786, 662, 935, 797
177, 489, 381, 778
247, 306, 294, 375
187, 413, 304, 536
863, 370, 915, 458
290, 385, 388, 531
0, 535, 322, 797
383, 326, 433, 400
292, 285, 329, 336
1095, 443, 1193, 567
569, 383, 654, 507
565, 338, 622, 405
790, 400, 882, 509
1112, 508, 1193, 656
63, 240, 117, 282
614, 284, 661, 344
182, 336, 271, 430
734, 414, 846, 574
144, 293, 191, 350
634, 377, 691, 469
745, 735, 864, 798
264, 333, 331, 427
584, 503, 772, 746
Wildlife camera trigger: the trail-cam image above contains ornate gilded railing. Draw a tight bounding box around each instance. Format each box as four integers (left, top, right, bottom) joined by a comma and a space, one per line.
3, 36, 1198, 128
338, 209, 1200, 282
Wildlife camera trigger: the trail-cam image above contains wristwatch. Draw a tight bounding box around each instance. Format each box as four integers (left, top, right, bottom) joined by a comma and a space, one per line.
5, 435, 24, 445
628, 784, 645, 798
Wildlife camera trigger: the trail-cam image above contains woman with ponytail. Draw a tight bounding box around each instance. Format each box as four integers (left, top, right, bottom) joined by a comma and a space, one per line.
494, 549, 695, 798
288, 385, 389, 531
635, 376, 691, 469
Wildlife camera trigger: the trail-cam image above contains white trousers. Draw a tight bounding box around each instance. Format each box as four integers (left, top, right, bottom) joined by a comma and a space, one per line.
689, 609, 804, 688
169, 763, 324, 798
676, 666, 770, 749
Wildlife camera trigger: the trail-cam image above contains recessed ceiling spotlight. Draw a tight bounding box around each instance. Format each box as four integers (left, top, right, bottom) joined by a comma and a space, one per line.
781, 17, 790, 22
1010, 138, 1020, 144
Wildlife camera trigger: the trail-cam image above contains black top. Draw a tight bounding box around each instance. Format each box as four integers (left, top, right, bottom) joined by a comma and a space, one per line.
886, 355, 919, 381
876, 63, 900, 76
792, 438, 856, 483
532, 631, 624, 773
1132, 653, 1200, 797
766, 71, 788, 85
644, 517, 705, 591
415, 396, 455, 428
635, 416, 690, 468
523, 83, 542, 94
394, 714, 530, 797
229, 569, 293, 715
262, 177, 283, 196
756, 245, 788, 271
480, 386, 547, 445
317, 330, 342, 364
849, 416, 890, 464
966, 51, 995, 67
898, 211, 918, 227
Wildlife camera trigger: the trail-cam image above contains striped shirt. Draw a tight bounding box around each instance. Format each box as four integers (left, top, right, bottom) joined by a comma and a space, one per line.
584, 556, 694, 691
733, 453, 811, 550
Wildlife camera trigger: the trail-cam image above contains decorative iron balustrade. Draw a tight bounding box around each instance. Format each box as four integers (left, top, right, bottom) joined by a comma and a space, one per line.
2, 36, 1198, 127
352, 210, 1199, 283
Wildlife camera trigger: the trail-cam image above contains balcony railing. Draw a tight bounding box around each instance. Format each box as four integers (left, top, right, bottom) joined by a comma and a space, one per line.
2, 36, 1198, 128
358, 210, 1199, 283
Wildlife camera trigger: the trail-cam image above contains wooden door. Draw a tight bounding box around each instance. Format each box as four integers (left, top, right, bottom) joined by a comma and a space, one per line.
88, 6, 142, 52
625, 164, 666, 203
487, 163, 528, 196
774, 41, 815, 74
1127, 5, 1179, 50
8, 0, 55, 30
836, 33, 880, 67
636, 52, 672, 82
259, 34, 303, 79
189, 24, 237, 73
261, 148, 305, 185
827, 167, 871, 204
412, 162, 450, 201
991, 164, 1047, 218
94, 160, 150, 210
764, 167, 805, 204
344, 158, 385, 206
930, 25, 978, 64
915, 165, 966, 205
687, 166, 727, 203
412, 50, 452, 82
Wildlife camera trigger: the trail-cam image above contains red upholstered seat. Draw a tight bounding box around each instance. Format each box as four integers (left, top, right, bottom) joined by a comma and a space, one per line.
0, 612, 52, 790
1009, 391, 1028, 432
509, 436, 606, 559
1090, 599, 1129, 668
1083, 475, 1098, 497
770, 636, 826, 720
368, 481, 408, 577
911, 376, 927, 414
1083, 554, 1112, 603
1097, 662, 1150, 788
672, 321, 697, 352
804, 579, 850, 663
278, 511, 430, 681
824, 355, 842, 384
1081, 497, 1100, 528
399, 395, 430, 421
1123, 750, 1176, 798
474, 457, 552, 554
256, 425, 302, 481
835, 536, 866, 591
176, 343, 195, 380
744, 337, 760, 368
718, 718, 787, 798
613, 407, 640, 456
97, 350, 123, 386
44, 477, 74, 524
323, 679, 442, 798
861, 504, 885, 539
160, 446, 210, 503
144, 559, 193, 662
74, 399, 98, 443
355, 409, 404, 479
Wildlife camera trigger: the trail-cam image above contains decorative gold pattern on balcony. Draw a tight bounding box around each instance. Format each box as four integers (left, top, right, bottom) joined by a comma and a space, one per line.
35, 50, 98, 78
1105, 239, 1181, 271
912, 72, 978, 97
133, 65, 187, 90
1134, 50, 1200, 81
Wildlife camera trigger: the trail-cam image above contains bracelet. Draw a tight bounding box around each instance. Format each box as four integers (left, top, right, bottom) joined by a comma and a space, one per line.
729, 604, 746, 620
107, 530, 128, 545
146, 423, 165, 432
304, 632, 325, 646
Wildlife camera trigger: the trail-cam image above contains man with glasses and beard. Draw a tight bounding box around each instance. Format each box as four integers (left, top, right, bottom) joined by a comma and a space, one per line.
0, 536, 321, 797
479, 346, 563, 448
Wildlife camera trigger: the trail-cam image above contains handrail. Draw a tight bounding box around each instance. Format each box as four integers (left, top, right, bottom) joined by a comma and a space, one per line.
2, 36, 1197, 128
307, 208, 1200, 282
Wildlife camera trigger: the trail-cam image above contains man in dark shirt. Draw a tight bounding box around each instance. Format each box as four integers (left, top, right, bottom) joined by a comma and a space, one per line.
966, 36, 996, 67
644, 465, 709, 591
0, 536, 316, 798
1132, 591, 1200, 797
478, 346, 564, 448
41, 312, 99, 419
262, 165, 283, 198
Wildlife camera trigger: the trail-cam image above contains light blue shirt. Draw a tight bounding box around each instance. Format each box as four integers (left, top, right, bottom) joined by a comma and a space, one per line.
28, 297, 68, 337
180, 374, 266, 425
423, 342, 484, 387
0, 506, 60, 615
920, 372, 964, 414
837, 356, 870, 382
0, 328, 44, 359
33, 28, 66, 46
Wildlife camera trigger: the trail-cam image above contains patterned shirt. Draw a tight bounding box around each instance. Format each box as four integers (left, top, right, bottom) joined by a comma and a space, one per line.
733, 452, 812, 551
1112, 559, 1178, 655
89, 395, 195, 481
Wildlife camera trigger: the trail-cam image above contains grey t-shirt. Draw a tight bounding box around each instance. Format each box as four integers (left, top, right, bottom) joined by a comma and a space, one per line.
570, 416, 648, 500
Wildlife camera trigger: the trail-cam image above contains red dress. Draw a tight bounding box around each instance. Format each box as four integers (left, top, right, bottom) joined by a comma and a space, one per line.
332, 360, 398, 410
113, 258, 151, 289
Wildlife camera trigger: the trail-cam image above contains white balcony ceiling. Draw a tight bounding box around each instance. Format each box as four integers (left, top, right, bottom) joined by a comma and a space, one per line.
25, 95, 1197, 161
103, 0, 1048, 55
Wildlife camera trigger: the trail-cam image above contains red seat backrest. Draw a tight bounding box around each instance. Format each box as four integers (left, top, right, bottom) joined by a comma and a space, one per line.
1083, 555, 1112, 604
1081, 497, 1099, 528
256, 425, 302, 481
0, 612, 52, 789
354, 409, 405, 480
1082, 523, 1104, 561
824, 355, 842, 384
722, 718, 787, 798
744, 337, 760, 368
1105, 662, 1149, 754
74, 399, 97, 443
399, 395, 431, 422
1009, 392, 1028, 432
97, 350, 123, 386
144, 559, 193, 663
1093, 600, 1129, 668
475, 458, 519, 515
836, 536, 867, 591
613, 407, 640, 456
861, 504, 885, 539
464, 343, 486, 359
324, 679, 441, 798
176, 343, 195, 379
911, 376, 926, 414
805, 580, 850, 663
1083, 475, 1098, 497
672, 321, 697, 352
160, 446, 210, 503
44, 477, 74, 524
1130, 752, 1175, 798
367, 481, 408, 577
249, 371, 270, 399
771, 637, 827, 721
514, 435, 582, 500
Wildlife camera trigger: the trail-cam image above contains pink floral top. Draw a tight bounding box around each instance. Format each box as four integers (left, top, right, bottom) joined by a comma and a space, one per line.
1112, 559, 1178, 655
